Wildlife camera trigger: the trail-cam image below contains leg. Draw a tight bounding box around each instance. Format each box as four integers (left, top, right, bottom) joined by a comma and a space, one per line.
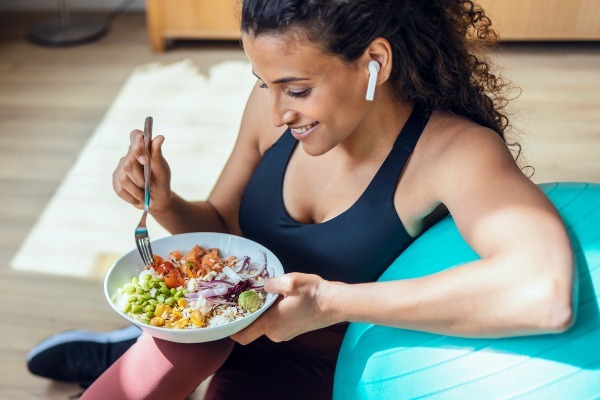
81, 333, 234, 400
205, 323, 348, 400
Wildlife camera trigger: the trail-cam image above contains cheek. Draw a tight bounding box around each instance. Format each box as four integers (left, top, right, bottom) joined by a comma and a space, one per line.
328, 86, 365, 124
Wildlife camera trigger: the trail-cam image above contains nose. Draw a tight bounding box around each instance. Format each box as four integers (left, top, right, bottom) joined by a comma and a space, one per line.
269, 94, 296, 128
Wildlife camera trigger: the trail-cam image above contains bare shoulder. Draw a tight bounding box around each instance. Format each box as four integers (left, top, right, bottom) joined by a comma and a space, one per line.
412, 112, 565, 255
417, 112, 515, 173
414, 111, 532, 206
399, 111, 550, 236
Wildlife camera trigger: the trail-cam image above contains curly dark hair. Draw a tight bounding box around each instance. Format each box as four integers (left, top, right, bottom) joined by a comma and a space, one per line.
240, 0, 521, 149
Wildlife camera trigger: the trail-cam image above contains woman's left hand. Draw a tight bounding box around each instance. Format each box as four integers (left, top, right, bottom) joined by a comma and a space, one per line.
230, 273, 339, 345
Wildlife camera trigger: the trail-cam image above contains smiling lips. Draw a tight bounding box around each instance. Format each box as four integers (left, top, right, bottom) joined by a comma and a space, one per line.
290, 122, 319, 139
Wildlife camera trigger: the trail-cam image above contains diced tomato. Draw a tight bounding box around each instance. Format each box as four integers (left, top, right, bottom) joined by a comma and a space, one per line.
164, 268, 185, 289
153, 254, 165, 265
153, 261, 176, 275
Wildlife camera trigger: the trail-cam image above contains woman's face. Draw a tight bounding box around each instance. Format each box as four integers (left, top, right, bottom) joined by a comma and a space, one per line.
242, 32, 371, 156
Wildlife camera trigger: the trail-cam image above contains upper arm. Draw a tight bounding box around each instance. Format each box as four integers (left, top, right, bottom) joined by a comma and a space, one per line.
207, 81, 277, 235
432, 125, 573, 279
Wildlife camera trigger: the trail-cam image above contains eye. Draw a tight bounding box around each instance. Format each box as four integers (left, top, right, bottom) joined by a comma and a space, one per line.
287, 89, 311, 98
258, 81, 268, 89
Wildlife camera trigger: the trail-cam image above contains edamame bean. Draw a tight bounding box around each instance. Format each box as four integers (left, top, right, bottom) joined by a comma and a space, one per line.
141, 293, 152, 300
144, 304, 155, 312
122, 303, 131, 313
132, 305, 144, 314
148, 299, 158, 306
145, 311, 155, 319
165, 297, 175, 306
140, 317, 150, 324
127, 295, 138, 303
157, 294, 166, 303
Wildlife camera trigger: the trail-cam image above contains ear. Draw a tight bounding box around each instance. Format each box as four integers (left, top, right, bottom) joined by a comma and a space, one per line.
361, 37, 393, 86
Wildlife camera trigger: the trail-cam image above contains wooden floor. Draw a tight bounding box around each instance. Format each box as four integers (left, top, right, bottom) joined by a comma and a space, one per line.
0, 12, 598, 400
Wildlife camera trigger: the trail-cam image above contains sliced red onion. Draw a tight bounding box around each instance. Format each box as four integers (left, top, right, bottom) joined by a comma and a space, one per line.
241, 251, 268, 278
234, 256, 249, 273
207, 279, 235, 287
195, 281, 213, 288
201, 286, 229, 298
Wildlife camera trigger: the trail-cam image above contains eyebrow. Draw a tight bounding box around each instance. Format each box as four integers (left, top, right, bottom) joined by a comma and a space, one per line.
251, 70, 310, 85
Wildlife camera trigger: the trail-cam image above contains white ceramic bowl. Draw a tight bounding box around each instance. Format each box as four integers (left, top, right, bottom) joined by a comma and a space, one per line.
104, 232, 284, 343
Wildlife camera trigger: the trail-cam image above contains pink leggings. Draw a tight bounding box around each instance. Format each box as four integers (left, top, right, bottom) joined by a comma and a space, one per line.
80, 323, 347, 400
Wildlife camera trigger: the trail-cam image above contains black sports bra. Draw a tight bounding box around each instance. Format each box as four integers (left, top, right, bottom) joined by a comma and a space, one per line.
239, 105, 430, 283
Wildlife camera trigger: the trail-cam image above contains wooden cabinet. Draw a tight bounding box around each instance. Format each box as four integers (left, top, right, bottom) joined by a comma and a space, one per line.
145, 0, 600, 51
145, 0, 240, 51
479, 0, 600, 40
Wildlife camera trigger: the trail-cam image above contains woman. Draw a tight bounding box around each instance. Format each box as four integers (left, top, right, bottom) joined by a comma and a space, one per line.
67, 0, 576, 398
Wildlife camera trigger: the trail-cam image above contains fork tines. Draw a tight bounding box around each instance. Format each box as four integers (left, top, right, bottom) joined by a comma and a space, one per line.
135, 226, 154, 266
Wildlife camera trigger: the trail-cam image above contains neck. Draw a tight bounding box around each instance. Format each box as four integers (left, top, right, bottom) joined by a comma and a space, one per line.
335, 86, 413, 165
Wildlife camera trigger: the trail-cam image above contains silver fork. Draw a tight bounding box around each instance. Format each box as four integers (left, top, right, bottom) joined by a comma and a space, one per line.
134, 116, 155, 266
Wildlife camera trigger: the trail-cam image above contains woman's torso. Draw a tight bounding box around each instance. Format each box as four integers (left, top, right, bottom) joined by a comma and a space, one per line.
239, 105, 445, 283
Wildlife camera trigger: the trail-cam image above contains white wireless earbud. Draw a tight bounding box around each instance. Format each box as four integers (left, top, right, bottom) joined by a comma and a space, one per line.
366, 60, 380, 101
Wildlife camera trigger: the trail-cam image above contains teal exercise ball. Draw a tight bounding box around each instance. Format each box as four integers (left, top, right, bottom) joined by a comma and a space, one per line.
334, 182, 600, 400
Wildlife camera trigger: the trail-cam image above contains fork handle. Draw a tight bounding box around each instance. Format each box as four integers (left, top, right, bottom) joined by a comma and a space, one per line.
143, 116, 153, 212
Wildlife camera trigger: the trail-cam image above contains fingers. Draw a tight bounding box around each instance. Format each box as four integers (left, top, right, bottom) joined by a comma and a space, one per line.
113, 130, 155, 206
112, 156, 144, 207
230, 298, 283, 345
129, 129, 150, 164
149, 135, 170, 182
151, 135, 165, 159
264, 273, 303, 295
230, 317, 265, 345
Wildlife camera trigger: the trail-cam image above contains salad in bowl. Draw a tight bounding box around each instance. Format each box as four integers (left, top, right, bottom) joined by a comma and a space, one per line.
104, 232, 284, 343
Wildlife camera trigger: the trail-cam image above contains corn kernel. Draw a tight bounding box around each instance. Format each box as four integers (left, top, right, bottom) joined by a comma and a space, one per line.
177, 318, 189, 329
191, 310, 204, 327
154, 303, 165, 317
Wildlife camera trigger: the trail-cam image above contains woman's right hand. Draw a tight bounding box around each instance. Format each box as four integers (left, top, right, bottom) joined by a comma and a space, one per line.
112, 129, 172, 213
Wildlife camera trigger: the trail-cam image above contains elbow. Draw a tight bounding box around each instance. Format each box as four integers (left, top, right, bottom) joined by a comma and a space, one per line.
529, 270, 575, 334
517, 280, 574, 334
530, 236, 576, 334
516, 255, 576, 334
539, 294, 574, 333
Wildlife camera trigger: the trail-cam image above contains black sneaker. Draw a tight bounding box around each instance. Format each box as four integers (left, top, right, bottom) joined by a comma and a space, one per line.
26, 325, 141, 388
